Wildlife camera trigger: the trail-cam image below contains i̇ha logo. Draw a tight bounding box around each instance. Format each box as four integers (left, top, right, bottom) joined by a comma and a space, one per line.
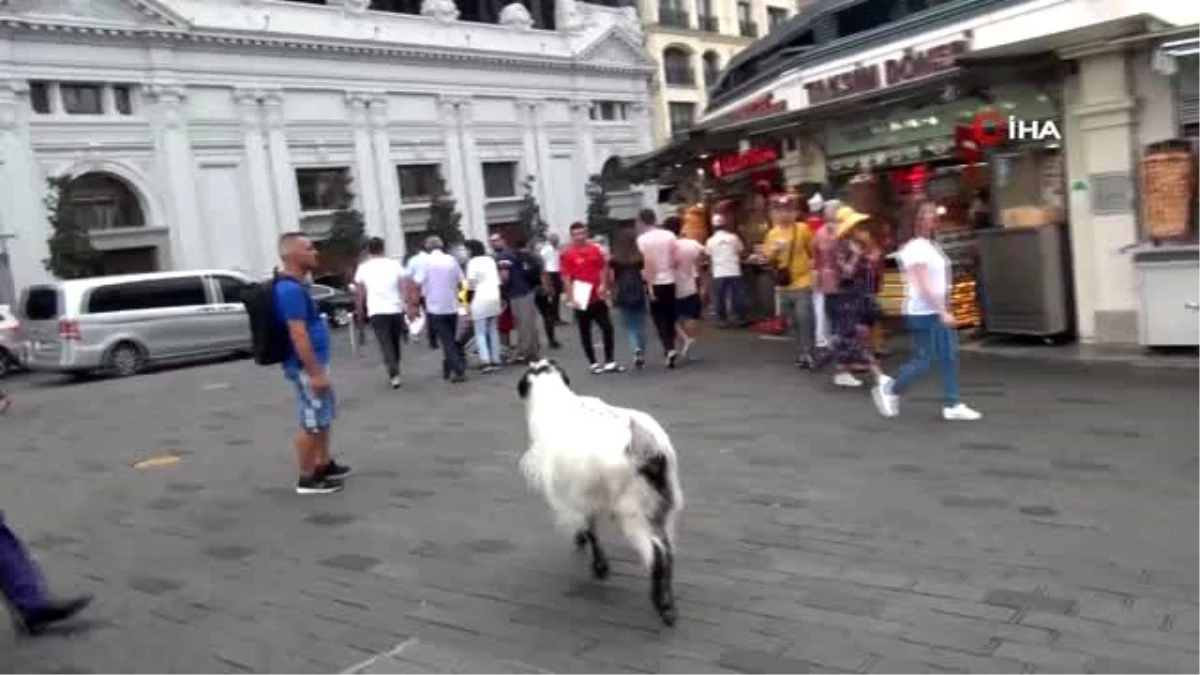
970, 110, 1062, 147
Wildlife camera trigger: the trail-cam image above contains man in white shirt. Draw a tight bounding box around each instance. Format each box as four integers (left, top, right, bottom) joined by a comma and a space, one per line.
538, 234, 565, 327
705, 211, 747, 328
404, 243, 437, 349
353, 237, 408, 389
636, 208, 680, 368
408, 236, 468, 383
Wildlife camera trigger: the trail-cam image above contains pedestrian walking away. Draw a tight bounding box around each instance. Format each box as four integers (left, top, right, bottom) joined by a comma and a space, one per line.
0, 510, 92, 635
354, 237, 408, 389
809, 193, 837, 352
608, 226, 650, 369
636, 208, 679, 368
706, 205, 749, 328
828, 206, 891, 391
539, 234, 567, 326
464, 239, 503, 372
412, 235, 468, 382
491, 232, 542, 363
275, 233, 351, 494
763, 193, 817, 369
666, 217, 706, 360
405, 243, 438, 350
561, 221, 624, 374
873, 201, 981, 422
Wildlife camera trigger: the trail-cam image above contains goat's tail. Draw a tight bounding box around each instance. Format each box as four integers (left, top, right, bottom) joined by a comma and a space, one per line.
627, 411, 683, 551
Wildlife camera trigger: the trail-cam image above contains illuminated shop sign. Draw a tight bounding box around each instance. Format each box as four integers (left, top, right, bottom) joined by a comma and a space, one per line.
803, 36, 972, 105
710, 146, 779, 178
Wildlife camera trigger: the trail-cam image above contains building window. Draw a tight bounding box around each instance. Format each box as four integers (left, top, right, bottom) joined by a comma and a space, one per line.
29, 82, 50, 114
658, 0, 689, 29
591, 101, 629, 121
663, 47, 695, 87
697, 0, 718, 32
368, 0, 420, 13
63, 172, 146, 231
738, 2, 757, 37
296, 167, 351, 212
482, 162, 518, 199
113, 85, 133, 115
767, 6, 788, 31
668, 102, 695, 135
397, 164, 442, 202
61, 84, 104, 115
702, 51, 721, 88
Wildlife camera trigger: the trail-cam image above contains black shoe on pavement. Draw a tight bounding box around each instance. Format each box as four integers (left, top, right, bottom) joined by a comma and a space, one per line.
19, 595, 92, 635
633, 349, 645, 370
319, 460, 352, 480
296, 476, 344, 495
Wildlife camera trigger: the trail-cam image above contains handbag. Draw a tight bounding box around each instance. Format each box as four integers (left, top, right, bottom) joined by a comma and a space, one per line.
774, 235, 796, 287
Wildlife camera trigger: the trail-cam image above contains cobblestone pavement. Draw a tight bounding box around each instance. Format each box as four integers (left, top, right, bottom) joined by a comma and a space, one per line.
0, 327, 1196, 674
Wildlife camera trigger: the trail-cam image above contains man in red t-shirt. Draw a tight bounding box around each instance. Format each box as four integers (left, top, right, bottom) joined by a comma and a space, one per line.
560, 221, 624, 374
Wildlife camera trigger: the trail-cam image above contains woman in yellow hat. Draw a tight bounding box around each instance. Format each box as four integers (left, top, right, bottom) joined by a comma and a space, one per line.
829, 206, 892, 391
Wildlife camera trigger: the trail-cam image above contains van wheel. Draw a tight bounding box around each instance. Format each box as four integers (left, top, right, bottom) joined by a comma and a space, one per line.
105, 342, 146, 377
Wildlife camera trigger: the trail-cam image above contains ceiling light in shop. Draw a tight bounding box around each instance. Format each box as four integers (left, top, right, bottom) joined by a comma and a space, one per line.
936, 205, 947, 216
889, 121, 902, 132
927, 116, 939, 125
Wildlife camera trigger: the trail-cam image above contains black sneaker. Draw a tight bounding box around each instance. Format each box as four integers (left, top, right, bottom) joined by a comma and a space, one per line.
634, 349, 645, 370
666, 350, 678, 369
19, 595, 92, 635
296, 476, 344, 495
320, 460, 352, 480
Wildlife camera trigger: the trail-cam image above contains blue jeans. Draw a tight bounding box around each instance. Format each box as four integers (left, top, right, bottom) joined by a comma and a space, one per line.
473, 315, 501, 366
712, 276, 748, 323
892, 314, 960, 407
429, 313, 465, 377
285, 367, 336, 432
0, 511, 47, 615
618, 305, 648, 354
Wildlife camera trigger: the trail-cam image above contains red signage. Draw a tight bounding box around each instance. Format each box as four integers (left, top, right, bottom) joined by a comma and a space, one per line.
710, 146, 779, 179
803, 37, 971, 105
955, 109, 1008, 182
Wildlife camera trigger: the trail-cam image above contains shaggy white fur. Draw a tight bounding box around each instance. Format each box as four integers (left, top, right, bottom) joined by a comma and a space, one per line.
517, 359, 683, 625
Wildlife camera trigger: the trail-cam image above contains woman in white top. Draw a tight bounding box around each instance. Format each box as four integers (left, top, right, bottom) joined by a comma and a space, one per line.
464, 239, 503, 372
872, 202, 981, 421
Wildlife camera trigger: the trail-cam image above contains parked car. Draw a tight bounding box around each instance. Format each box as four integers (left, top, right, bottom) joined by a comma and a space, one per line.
309, 283, 355, 329
19, 270, 254, 378
0, 304, 30, 377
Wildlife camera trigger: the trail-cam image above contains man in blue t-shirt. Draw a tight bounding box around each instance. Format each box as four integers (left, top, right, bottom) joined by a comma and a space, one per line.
274, 232, 351, 495
489, 232, 541, 362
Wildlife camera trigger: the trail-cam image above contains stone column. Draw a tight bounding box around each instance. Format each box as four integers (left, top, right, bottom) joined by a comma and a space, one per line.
438, 95, 469, 239
347, 91, 384, 239
526, 99, 559, 233
568, 98, 595, 222
516, 98, 549, 221
368, 92, 405, 257
440, 95, 486, 241
1064, 48, 1140, 344
235, 88, 278, 272
628, 99, 656, 209
261, 89, 301, 233
147, 84, 204, 270
0, 80, 50, 294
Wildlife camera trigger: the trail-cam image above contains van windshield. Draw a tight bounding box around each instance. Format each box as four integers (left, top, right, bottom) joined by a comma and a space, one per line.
23, 287, 60, 321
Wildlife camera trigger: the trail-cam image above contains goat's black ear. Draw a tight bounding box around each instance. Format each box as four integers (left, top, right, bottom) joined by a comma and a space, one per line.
517, 372, 532, 400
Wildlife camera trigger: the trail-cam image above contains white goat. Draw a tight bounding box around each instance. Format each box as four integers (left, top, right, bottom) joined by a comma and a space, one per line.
517, 359, 684, 625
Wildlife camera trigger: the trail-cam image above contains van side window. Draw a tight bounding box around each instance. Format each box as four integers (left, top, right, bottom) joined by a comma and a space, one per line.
214, 275, 248, 304
87, 277, 208, 314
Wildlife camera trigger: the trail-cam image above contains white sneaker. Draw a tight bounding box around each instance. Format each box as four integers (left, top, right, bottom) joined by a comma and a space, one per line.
389, 376, 403, 389
872, 375, 898, 418
834, 372, 863, 388
943, 403, 982, 421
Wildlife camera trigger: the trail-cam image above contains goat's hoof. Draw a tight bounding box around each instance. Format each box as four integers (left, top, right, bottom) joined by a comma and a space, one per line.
591, 560, 610, 580
657, 604, 677, 626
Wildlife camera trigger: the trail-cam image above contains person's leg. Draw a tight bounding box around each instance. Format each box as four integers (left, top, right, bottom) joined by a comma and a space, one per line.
422, 297, 438, 349
595, 302, 616, 364
812, 291, 827, 348
514, 294, 541, 360
550, 272, 565, 324
713, 277, 730, 324
536, 292, 559, 347
389, 313, 404, 373
575, 306, 598, 365
650, 284, 677, 354
292, 371, 341, 493
792, 288, 814, 362
432, 314, 465, 378
933, 321, 962, 407
370, 315, 399, 379
0, 512, 47, 616
473, 317, 493, 365
732, 276, 749, 325
486, 317, 501, 366
891, 315, 936, 395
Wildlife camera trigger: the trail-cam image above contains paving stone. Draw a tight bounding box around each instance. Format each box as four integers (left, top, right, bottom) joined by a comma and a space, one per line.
984, 589, 1079, 616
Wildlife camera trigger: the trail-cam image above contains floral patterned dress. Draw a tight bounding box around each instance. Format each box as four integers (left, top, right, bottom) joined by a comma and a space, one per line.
831, 236, 879, 369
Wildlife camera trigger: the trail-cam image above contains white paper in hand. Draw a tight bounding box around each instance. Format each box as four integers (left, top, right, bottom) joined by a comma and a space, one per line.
407, 311, 426, 337
571, 280, 593, 308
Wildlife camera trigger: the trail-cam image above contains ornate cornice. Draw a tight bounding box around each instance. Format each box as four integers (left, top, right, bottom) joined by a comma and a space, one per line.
0, 17, 654, 77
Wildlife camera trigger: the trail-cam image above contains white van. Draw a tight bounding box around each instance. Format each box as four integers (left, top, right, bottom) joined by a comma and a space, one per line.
20, 270, 255, 377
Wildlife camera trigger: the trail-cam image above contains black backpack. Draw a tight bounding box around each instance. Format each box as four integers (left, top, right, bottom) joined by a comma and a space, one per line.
518, 250, 544, 289
241, 275, 292, 366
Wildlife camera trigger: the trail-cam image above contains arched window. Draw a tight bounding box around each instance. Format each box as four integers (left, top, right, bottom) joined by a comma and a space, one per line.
702, 51, 721, 88
599, 157, 631, 192
63, 172, 146, 231
662, 46, 695, 87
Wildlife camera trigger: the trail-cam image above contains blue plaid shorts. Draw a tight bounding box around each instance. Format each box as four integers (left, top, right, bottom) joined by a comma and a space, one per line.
285, 368, 336, 432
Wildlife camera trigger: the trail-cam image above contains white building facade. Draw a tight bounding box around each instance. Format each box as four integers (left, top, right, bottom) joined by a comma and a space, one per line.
0, 0, 656, 302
